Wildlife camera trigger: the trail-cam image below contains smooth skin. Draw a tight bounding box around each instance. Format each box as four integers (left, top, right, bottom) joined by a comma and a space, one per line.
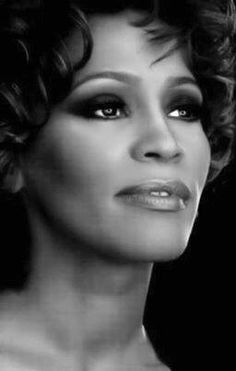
0, 10, 210, 371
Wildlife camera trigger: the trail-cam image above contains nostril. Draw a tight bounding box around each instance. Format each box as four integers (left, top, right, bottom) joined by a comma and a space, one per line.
141, 146, 183, 162
145, 152, 161, 158
130, 125, 183, 163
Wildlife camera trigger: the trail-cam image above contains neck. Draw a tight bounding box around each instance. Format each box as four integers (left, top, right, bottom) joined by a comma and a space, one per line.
24, 217, 153, 360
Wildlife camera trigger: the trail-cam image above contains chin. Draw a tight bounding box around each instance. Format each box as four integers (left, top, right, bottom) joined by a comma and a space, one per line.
79, 219, 194, 264
143, 238, 190, 262
85, 200, 198, 263
44, 200, 197, 264
122, 230, 191, 262
108, 213, 195, 263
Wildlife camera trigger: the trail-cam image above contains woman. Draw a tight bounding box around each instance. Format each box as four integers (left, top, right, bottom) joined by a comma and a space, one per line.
0, 0, 235, 370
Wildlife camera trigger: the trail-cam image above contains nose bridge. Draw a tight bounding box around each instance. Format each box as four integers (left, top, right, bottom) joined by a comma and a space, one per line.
130, 101, 182, 162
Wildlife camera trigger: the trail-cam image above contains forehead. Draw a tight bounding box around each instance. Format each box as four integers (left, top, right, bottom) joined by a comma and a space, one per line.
69, 10, 193, 83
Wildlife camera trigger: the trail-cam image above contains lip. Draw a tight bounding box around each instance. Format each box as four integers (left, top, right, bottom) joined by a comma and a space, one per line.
115, 180, 192, 212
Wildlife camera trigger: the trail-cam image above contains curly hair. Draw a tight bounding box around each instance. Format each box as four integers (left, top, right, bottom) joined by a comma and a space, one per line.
0, 0, 235, 193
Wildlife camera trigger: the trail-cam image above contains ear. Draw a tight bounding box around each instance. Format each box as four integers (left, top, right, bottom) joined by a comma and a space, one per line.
3, 167, 24, 193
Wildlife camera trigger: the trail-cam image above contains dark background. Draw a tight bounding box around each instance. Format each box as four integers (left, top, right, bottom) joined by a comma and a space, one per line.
0, 159, 235, 371
145, 160, 235, 370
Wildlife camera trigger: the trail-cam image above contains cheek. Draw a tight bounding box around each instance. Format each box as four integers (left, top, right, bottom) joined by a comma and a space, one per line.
21, 114, 212, 262
183, 126, 211, 188
196, 133, 211, 186
48, 125, 118, 199
22, 115, 120, 212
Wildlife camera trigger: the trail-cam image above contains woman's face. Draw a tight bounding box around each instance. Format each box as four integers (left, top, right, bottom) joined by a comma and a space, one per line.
21, 11, 211, 262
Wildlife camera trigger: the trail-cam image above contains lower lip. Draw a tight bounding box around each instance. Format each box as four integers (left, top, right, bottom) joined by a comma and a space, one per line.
116, 193, 186, 211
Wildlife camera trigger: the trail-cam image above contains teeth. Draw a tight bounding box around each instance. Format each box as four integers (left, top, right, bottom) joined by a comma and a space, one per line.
150, 191, 170, 197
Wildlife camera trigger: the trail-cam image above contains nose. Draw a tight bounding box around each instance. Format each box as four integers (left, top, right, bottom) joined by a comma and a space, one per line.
130, 111, 183, 163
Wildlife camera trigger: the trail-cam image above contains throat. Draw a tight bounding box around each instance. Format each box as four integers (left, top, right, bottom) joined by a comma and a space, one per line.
24, 243, 153, 357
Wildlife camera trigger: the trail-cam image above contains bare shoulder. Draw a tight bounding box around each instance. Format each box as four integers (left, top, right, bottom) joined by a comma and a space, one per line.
0, 291, 60, 370
155, 365, 171, 371
0, 331, 69, 371
0, 354, 35, 371
143, 361, 171, 370
0, 291, 42, 347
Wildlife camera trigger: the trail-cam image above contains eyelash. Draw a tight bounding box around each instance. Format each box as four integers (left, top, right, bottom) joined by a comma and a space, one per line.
167, 100, 204, 122
72, 95, 203, 122
75, 96, 127, 120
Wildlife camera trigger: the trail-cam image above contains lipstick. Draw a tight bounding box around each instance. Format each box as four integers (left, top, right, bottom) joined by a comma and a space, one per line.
115, 180, 192, 212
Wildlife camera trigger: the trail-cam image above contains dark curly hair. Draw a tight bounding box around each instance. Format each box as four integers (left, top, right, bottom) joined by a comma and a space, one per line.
0, 0, 235, 193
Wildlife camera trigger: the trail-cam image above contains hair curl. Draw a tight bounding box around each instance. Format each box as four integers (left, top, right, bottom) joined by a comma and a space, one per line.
0, 0, 235, 192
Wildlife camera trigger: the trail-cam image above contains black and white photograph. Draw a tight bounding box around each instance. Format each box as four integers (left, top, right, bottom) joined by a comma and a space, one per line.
0, 1, 235, 370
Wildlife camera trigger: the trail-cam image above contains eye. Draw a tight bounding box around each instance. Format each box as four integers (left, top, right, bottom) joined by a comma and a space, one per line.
93, 104, 123, 119
168, 101, 203, 122
71, 95, 128, 120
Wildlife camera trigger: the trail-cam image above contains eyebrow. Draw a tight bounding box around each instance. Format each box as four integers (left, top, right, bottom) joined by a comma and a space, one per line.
166, 76, 200, 90
74, 70, 200, 91
74, 71, 140, 87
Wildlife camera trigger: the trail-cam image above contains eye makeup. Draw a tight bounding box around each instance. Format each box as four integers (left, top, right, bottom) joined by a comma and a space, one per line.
67, 93, 129, 120
166, 94, 205, 122
65, 82, 205, 124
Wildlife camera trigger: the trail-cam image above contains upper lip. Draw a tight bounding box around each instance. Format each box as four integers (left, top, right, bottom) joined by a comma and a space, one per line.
116, 180, 192, 203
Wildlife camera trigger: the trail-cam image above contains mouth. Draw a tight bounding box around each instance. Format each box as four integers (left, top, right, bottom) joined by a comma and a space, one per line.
115, 180, 192, 212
